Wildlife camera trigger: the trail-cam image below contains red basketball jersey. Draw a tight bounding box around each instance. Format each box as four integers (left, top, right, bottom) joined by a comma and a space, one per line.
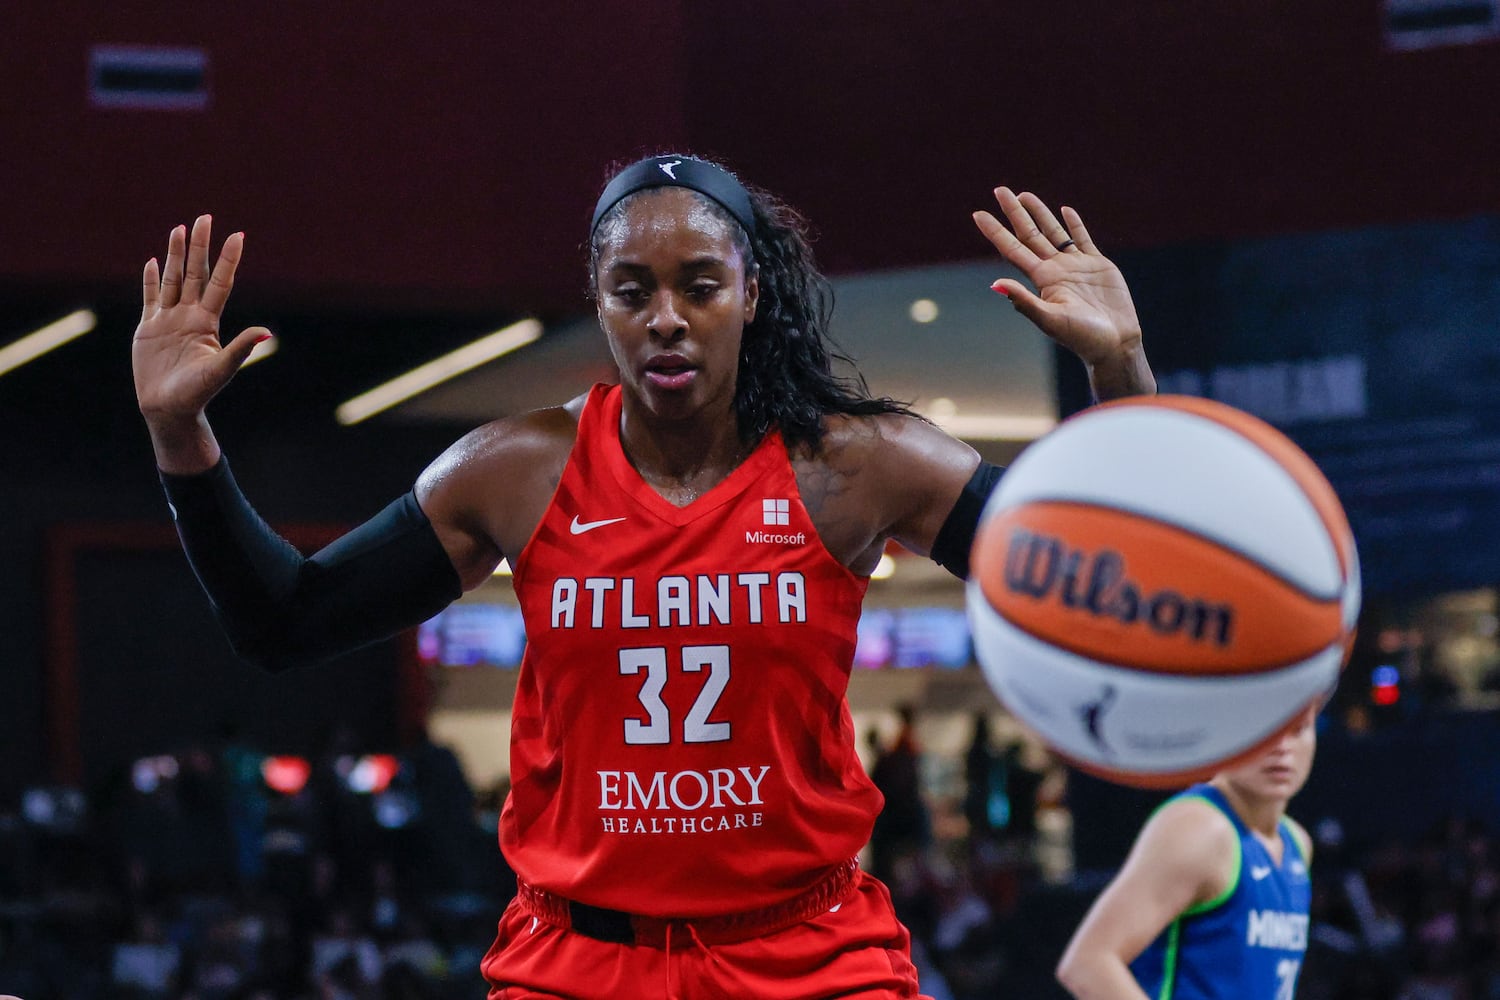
500, 384, 881, 917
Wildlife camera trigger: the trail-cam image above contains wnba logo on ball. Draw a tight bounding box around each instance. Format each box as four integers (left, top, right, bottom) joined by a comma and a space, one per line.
1003, 527, 1235, 646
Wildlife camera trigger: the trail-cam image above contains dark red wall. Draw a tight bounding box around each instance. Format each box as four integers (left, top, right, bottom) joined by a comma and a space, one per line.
3, 2, 691, 309
4, 1, 1495, 310
683, 0, 1498, 271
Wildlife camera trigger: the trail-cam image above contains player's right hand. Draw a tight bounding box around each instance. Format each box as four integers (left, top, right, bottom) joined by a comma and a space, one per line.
133, 214, 270, 425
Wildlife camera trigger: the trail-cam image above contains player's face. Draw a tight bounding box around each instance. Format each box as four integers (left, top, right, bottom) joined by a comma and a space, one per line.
594, 188, 758, 423
1223, 703, 1318, 803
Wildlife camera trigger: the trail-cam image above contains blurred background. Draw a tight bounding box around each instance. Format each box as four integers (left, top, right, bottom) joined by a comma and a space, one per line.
3, 1, 1500, 997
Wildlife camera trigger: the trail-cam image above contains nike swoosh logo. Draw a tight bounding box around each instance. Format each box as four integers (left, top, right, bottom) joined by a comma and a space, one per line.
570, 515, 627, 535
828, 903, 843, 913
1250, 865, 1272, 880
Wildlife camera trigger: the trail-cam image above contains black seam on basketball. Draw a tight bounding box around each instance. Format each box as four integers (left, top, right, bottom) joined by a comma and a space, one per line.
990, 603, 1344, 678
1127, 400, 1355, 579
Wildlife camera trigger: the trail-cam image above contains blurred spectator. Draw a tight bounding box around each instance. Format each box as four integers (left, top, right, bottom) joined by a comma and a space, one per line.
110, 911, 180, 999
869, 703, 931, 882
1001, 741, 1045, 850
403, 726, 489, 894
310, 906, 381, 994
217, 721, 271, 891
962, 714, 1000, 844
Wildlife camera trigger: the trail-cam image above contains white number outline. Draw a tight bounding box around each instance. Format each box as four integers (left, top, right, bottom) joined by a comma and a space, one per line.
681, 645, 731, 743
1274, 958, 1300, 1000
619, 647, 670, 744
619, 644, 731, 745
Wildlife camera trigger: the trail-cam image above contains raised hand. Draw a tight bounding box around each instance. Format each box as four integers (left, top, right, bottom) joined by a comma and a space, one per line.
974, 188, 1154, 400
134, 215, 270, 470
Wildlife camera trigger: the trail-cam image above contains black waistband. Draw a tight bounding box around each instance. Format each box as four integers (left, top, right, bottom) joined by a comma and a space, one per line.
566, 900, 637, 944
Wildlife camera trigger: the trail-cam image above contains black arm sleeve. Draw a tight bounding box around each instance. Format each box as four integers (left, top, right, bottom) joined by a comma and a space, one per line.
928, 460, 1005, 580
160, 457, 464, 672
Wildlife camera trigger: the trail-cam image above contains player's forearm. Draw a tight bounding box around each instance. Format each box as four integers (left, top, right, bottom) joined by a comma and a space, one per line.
146, 411, 223, 476
1055, 953, 1152, 1000
160, 457, 462, 671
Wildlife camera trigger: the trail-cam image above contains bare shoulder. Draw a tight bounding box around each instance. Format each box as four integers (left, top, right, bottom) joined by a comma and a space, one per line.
1058, 795, 1239, 976
1146, 795, 1240, 848
416, 395, 585, 583
1128, 796, 1241, 896
791, 411, 979, 571
812, 409, 968, 464
420, 397, 581, 486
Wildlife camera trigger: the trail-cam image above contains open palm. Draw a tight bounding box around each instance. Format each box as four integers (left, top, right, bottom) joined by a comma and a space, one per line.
133, 215, 268, 421
973, 187, 1143, 367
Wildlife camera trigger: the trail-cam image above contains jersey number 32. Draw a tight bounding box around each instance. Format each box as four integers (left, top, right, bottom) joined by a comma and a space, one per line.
620, 644, 731, 745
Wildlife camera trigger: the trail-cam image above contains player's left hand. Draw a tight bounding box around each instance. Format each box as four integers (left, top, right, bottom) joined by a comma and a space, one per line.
974, 188, 1154, 399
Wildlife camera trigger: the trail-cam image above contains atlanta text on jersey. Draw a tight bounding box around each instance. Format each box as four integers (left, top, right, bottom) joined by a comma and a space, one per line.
551, 573, 808, 629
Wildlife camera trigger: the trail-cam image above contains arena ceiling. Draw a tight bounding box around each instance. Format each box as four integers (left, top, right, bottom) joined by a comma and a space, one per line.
2, 1, 1494, 459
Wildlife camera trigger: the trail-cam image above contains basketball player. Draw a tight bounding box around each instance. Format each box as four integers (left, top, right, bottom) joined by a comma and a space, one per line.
1055, 703, 1318, 1000
133, 154, 1155, 998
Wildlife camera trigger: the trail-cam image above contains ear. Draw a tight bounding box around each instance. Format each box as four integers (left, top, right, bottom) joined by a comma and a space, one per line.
743, 265, 760, 325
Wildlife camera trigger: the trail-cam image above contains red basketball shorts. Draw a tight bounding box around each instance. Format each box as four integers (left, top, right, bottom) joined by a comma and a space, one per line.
481, 870, 928, 999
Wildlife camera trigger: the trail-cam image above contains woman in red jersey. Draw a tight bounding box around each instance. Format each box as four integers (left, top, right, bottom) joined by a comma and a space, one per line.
134, 154, 1154, 999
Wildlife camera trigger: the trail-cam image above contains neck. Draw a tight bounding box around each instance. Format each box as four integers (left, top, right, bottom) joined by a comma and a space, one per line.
618, 394, 748, 504
1210, 776, 1287, 840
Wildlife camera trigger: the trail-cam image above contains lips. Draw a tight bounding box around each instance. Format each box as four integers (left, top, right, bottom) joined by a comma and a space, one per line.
644, 354, 697, 390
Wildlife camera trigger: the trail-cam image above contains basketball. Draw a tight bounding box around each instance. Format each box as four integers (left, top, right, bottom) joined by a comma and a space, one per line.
966, 395, 1360, 788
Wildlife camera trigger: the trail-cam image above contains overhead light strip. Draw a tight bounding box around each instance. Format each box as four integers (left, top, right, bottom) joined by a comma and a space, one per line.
336, 318, 543, 426
0, 310, 98, 378
241, 336, 278, 367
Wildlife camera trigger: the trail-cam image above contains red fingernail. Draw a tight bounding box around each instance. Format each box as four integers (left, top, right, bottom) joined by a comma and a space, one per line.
256, 333, 273, 344
991, 281, 1010, 297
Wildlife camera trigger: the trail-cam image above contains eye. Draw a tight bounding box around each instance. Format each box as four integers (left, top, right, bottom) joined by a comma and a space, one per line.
610, 284, 650, 306
686, 281, 720, 299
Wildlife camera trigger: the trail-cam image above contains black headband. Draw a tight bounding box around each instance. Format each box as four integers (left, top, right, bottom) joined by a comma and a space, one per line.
590, 155, 757, 239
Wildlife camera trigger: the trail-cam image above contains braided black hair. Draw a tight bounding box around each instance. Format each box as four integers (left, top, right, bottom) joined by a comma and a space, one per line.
588, 157, 918, 452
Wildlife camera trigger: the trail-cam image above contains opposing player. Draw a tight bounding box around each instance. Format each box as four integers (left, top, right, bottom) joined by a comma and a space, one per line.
1055, 703, 1318, 1000
133, 154, 1155, 997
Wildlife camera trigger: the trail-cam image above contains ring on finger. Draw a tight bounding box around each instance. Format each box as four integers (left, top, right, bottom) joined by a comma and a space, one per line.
1056, 239, 1077, 252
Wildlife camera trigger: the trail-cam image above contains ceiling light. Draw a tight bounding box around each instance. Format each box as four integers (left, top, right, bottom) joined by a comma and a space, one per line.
909, 299, 939, 324
336, 318, 543, 425
0, 310, 97, 378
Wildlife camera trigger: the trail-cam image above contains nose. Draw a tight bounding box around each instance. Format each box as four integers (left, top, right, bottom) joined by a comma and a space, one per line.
1268, 729, 1302, 756
646, 291, 687, 340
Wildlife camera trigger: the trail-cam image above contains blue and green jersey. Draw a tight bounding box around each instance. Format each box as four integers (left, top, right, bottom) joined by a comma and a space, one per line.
1129, 784, 1311, 1000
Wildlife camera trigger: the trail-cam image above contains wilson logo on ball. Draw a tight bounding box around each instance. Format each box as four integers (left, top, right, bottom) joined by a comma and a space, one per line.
1003, 527, 1235, 647
976, 500, 1340, 677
